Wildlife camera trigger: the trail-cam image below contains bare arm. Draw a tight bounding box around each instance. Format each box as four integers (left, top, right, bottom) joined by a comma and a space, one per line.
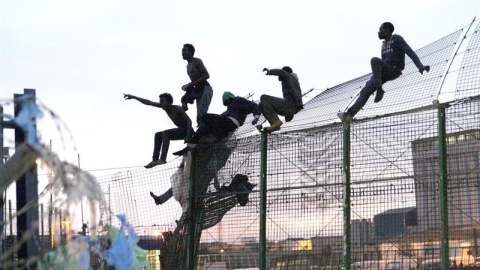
124, 94, 163, 108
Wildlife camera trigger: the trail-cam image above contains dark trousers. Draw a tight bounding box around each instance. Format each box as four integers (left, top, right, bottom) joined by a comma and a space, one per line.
153, 128, 189, 161
348, 57, 402, 116
259, 95, 301, 125
196, 113, 238, 141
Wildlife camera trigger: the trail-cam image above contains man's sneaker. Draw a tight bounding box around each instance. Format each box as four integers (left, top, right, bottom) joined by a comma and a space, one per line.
285, 114, 294, 122
150, 191, 168, 205
264, 120, 283, 133
374, 88, 385, 103
144, 159, 166, 169
337, 112, 354, 122
173, 146, 190, 156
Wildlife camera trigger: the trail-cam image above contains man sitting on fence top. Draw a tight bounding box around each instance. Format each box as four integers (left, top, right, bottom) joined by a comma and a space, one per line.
258, 66, 303, 133
340, 22, 430, 121
123, 93, 193, 168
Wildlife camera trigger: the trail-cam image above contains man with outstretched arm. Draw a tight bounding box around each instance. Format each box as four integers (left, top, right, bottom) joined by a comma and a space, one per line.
123, 93, 193, 168
258, 66, 303, 133
150, 92, 260, 206
181, 43, 213, 123
341, 22, 430, 120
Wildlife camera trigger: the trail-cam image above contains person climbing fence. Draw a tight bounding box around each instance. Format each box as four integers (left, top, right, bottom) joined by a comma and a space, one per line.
181, 43, 213, 123
123, 93, 193, 168
340, 22, 430, 120
258, 66, 303, 133
172, 91, 260, 156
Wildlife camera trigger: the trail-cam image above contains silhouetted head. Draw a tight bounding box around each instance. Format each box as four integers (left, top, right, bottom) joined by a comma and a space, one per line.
159, 93, 173, 107
222, 91, 235, 106
378, 22, 394, 40
279, 66, 293, 81
182, 44, 195, 60
282, 66, 293, 73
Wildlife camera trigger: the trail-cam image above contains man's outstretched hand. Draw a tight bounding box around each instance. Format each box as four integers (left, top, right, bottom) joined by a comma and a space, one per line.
263, 68, 269, 74
123, 93, 133, 100
419, 66, 430, 74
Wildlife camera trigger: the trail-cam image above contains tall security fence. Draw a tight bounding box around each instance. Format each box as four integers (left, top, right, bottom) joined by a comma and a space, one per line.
1, 18, 478, 270
93, 18, 480, 270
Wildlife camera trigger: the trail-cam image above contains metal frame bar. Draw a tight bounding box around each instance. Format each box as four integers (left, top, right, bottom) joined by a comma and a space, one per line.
342, 120, 351, 270
437, 105, 450, 270
259, 131, 268, 270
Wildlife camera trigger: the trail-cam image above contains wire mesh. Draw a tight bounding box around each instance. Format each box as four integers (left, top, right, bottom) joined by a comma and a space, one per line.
3, 19, 480, 270
455, 22, 480, 100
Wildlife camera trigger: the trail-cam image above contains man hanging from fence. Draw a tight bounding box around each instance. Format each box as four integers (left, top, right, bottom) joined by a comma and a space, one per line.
340, 22, 430, 120
181, 43, 213, 123
123, 93, 193, 168
257, 66, 303, 133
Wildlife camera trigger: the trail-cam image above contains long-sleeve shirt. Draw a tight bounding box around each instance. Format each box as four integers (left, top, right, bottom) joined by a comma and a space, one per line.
221, 97, 260, 126
382, 34, 423, 70
267, 69, 303, 108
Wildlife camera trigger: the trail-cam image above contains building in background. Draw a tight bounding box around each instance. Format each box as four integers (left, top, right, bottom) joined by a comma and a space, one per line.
412, 129, 480, 231
373, 207, 417, 238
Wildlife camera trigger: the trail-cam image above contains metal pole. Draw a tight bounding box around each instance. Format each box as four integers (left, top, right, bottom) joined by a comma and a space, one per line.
474, 228, 478, 258
49, 195, 53, 249
78, 153, 87, 235
342, 120, 351, 270
8, 200, 13, 268
186, 148, 197, 270
437, 105, 450, 270
0, 105, 4, 270
59, 209, 63, 245
40, 204, 44, 236
259, 131, 268, 270
14, 89, 39, 264
8, 200, 12, 237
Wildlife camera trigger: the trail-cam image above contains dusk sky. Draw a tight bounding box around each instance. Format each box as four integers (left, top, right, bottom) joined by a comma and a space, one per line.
1, 1, 479, 232
1, 1, 479, 175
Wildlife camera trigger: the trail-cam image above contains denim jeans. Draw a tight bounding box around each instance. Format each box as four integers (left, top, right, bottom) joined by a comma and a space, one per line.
259, 95, 301, 125
348, 57, 402, 116
196, 113, 238, 141
153, 128, 188, 161
196, 85, 213, 123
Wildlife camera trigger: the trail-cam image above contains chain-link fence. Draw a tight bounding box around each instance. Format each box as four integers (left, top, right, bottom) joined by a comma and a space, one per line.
1, 18, 479, 270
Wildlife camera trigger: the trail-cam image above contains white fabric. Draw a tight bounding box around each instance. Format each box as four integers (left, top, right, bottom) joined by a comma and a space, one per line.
171, 154, 191, 212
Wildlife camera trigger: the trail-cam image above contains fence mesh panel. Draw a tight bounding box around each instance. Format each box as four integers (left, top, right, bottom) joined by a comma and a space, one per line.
2, 18, 480, 270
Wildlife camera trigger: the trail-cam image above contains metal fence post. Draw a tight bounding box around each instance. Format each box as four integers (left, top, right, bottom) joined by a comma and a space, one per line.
437, 104, 450, 270
342, 120, 351, 270
186, 148, 197, 270
0, 106, 4, 270
259, 131, 268, 270
14, 89, 39, 266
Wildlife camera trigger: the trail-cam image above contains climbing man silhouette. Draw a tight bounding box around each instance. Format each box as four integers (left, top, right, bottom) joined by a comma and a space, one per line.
123, 93, 193, 168
258, 66, 303, 133
181, 43, 213, 123
172, 91, 261, 156
341, 22, 430, 120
